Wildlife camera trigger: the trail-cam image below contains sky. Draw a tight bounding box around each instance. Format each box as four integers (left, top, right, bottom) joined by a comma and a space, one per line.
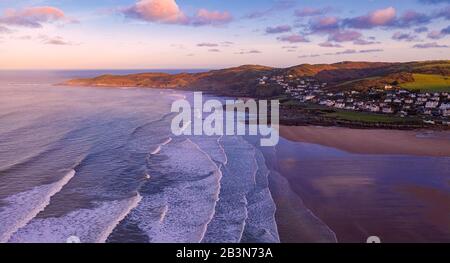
0, 0, 449, 69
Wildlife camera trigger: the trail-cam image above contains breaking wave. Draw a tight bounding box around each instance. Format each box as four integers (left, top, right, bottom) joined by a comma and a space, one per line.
8, 193, 142, 243
150, 137, 173, 155
126, 138, 222, 243
0, 169, 76, 243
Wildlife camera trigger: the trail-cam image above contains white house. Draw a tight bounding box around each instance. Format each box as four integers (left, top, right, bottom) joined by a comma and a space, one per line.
439, 103, 450, 110
334, 103, 345, 109
443, 109, 450, 117
304, 95, 316, 101
382, 107, 394, 114
425, 101, 439, 108
370, 105, 380, 112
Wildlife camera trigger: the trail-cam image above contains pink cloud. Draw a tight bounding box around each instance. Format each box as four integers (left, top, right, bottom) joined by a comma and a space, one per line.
413, 42, 449, 48
123, 0, 187, 24
0, 25, 11, 33
319, 42, 343, 48
0, 6, 70, 28
39, 35, 75, 46
370, 7, 396, 25
344, 7, 396, 29
190, 9, 232, 26
197, 42, 219, 47
123, 0, 232, 26
353, 39, 379, 45
45, 38, 71, 45
298, 54, 320, 58
244, 0, 295, 19
277, 34, 309, 43
295, 7, 331, 17
309, 16, 340, 32
265, 25, 291, 34
235, 49, 262, 55
392, 32, 418, 41
428, 30, 443, 39
399, 11, 430, 27
328, 30, 362, 42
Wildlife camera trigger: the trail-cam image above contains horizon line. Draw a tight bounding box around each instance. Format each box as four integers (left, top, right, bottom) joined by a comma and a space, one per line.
1, 59, 450, 71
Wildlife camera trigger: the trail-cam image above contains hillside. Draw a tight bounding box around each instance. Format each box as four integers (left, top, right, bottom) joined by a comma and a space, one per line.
66, 65, 276, 96
400, 74, 450, 92
65, 60, 450, 96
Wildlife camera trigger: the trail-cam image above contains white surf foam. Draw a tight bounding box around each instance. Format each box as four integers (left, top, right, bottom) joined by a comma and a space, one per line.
168, 93, 187, 100
0, 169, 76, 243
200, 136, 257, 243
187, 138, 224, 242
241, 148, 280, 243
188, 136, 228, 165
8, 193, 142, 243
150, 137, 172, 155
197, 136, 281, 243
97, 193, 142, 243
130, 139, 221, 243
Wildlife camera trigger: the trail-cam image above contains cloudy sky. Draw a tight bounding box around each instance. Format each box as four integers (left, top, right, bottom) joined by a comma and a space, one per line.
0, 0, 449, 69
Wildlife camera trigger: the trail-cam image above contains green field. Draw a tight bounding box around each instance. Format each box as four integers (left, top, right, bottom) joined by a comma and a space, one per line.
400, 74, 450, 92
326, 111, 417, 123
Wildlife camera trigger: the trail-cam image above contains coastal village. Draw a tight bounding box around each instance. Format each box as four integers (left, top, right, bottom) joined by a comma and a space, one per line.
257, 74, 450, 126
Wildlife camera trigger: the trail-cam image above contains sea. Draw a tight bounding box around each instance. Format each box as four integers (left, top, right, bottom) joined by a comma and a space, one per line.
0, 70, 279, 243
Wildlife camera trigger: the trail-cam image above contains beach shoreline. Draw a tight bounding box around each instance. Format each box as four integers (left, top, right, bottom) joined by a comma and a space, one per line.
279, 125, 450, 157
267, 125, 450, 243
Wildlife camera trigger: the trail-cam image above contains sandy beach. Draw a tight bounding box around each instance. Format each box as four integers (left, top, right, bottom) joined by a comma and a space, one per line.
280, 125, 450, 157
268, 125, 450, 242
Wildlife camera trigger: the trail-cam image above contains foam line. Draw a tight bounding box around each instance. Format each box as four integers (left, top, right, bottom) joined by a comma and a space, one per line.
150, 137, 173, 155
0, 169, 76, 243
8, 194, 143, 243
97, 193, 142, 243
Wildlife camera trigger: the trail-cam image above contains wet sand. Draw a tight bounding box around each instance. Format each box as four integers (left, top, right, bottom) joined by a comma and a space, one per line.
280, 126, 450, 157
263, 149, 337, 243
268, 126, 450, 243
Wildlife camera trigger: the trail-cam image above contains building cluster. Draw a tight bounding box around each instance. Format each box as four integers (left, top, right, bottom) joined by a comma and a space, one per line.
257, 74, 450, 124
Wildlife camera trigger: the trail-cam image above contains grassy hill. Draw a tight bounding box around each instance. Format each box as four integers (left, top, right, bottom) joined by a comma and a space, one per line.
400, 74, 450, 92
65, 60, 450, 96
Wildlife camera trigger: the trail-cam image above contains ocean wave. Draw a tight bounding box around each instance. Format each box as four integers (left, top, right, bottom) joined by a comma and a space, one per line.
128, 139, 221, 243
8, 193, 142, 243
188, 136, 228, 165
130, 112, 174, 137
150, 137, 173, 155
0, 169, 76, 243
241, 148, 280, 243
200, 136, 257, 243
187, 138, 224, 242
0, 146, 56, 175
167, 93, 187, 100
98, 193, 142, 243
199, 136, 280, 243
